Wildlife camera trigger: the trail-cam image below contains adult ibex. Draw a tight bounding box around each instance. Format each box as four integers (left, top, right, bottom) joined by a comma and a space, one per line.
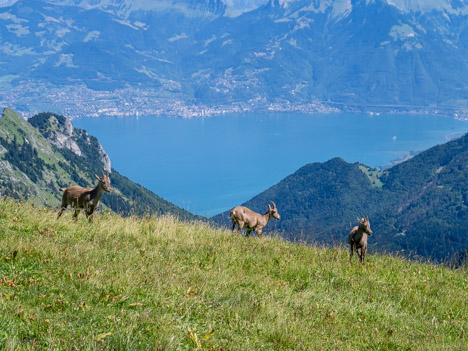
57, 171, 112, 222
348, 216, 373, 263
230, 201, 280, 237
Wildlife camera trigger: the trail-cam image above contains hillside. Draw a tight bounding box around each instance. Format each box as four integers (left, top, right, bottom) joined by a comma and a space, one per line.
0, 108, 200, 221
0, 198, 466, 349
213, 133, 468, 262
1, 0, 468, 117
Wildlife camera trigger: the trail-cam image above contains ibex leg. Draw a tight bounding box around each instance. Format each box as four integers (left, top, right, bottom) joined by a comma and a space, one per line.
57, 207, 66, 219
57, 199, 68, 219
357, 248, 363, 263
86, 209, 95, 223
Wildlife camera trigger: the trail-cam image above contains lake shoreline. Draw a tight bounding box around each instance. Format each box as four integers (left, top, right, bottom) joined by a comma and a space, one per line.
70, 105, 468, 121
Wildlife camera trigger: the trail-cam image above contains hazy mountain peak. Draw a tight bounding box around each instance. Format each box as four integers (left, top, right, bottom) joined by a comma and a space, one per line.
42, 0, 226, 17
223, 0, 266, 16
385, 0, 468, 14
0, 0, 17, 7
265, 0, 352, 20
265, 0, 468, 15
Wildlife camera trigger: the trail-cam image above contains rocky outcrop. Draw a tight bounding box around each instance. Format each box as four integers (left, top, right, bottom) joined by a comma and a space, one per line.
50, 116, 83, 157
28, 112, 111, 172
98, 143, 112, 173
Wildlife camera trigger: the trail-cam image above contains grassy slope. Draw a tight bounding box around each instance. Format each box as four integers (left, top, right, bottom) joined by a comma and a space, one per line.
0, 198, 466, 350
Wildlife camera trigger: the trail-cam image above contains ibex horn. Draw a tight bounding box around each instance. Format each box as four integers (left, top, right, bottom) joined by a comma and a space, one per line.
271, 201, 276, 208
101, 170, 105, 177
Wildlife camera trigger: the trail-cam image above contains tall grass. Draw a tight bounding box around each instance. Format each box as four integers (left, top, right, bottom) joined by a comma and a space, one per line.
0, 197, 466, 350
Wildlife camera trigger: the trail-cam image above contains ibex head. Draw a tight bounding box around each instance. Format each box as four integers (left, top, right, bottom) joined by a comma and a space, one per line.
357, 215, 372, 235
96, 170, 112, 193
268, 201, 281, 220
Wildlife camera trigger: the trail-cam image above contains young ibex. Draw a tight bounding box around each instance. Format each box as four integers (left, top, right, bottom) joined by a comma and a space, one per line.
348, 216, 373, 263
230, 201, 280, 237
57, 171, 112, 222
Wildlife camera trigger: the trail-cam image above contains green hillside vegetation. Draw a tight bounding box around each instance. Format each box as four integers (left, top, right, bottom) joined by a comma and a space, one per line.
0, 108, 200, 221
215, 133, 468, 263
359, 165, 383, 188
0, 198, 466, 349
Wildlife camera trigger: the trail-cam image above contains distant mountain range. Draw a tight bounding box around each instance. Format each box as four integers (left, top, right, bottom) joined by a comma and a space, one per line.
0, 107, 201, 220
1, 0, 468, 117
213, 132, 468, 263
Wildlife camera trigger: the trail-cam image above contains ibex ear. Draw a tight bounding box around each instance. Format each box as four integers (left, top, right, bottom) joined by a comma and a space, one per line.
357, 217, 362, 223
268, 204, 272, 211
95, 174, 101, 180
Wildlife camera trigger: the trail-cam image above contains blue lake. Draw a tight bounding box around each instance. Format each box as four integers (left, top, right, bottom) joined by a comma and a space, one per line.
74, 112, 468, 217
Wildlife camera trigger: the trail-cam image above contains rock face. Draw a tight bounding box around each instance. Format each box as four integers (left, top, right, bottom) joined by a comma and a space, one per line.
28, 112, 111, 173
98, 143, 112, 173
47, 115, 83, 157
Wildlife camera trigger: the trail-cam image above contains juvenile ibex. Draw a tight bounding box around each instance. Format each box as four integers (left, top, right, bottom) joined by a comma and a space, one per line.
230, 201, 280, 237
348, 216, 373, 263
57, 171, 112, 222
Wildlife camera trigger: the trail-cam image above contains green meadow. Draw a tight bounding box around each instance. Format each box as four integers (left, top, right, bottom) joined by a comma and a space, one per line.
0, 197, 466, 350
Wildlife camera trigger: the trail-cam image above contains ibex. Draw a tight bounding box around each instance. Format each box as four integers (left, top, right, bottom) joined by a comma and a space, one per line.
348, 216, 373, 263
57, 171, 112, 222
230, 201, 280, 237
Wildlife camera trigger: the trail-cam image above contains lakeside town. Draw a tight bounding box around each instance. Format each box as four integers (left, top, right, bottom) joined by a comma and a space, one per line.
1, 81, 468, 120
